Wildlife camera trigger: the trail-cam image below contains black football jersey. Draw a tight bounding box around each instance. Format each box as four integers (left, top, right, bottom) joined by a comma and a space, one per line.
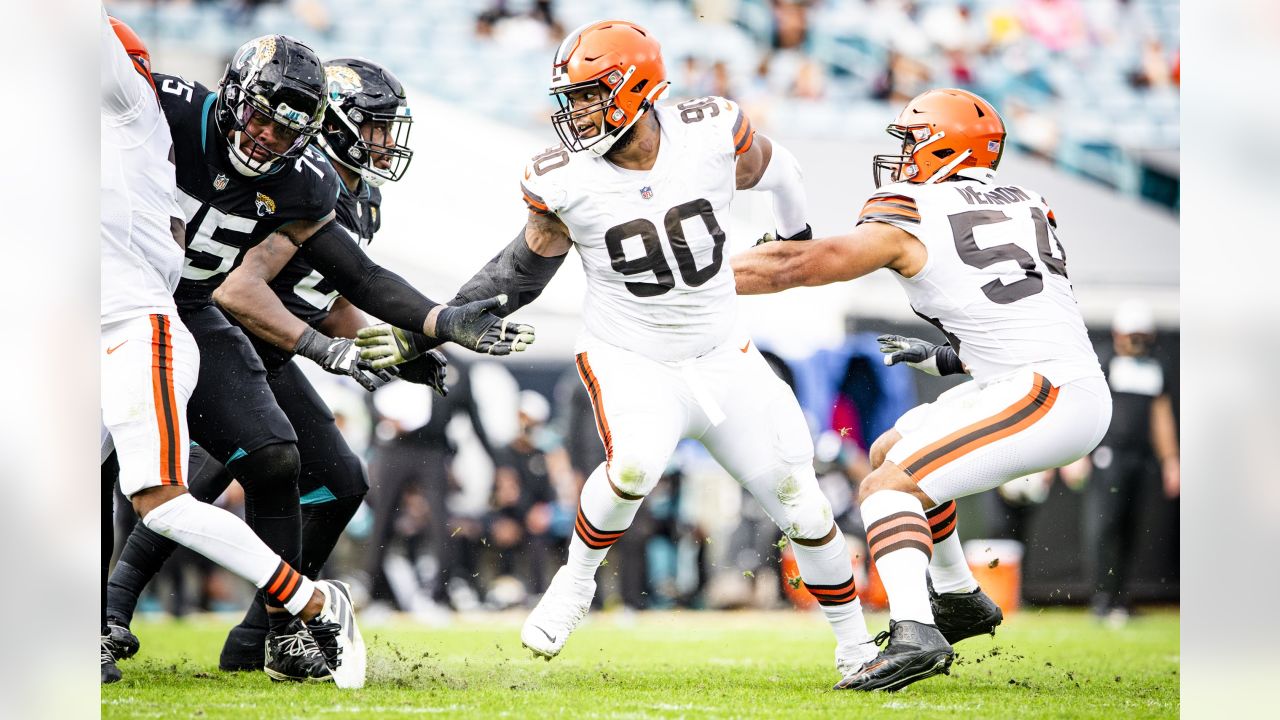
248, 181, 383, 368
155, 74, 341, 311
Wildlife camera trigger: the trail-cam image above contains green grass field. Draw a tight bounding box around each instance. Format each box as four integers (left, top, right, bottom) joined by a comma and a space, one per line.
102, 608, 1178, 719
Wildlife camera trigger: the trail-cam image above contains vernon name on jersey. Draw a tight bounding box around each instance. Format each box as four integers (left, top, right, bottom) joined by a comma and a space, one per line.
521, 96, 753, 363
155, 73, 341, 311
860, 170, 1102, 387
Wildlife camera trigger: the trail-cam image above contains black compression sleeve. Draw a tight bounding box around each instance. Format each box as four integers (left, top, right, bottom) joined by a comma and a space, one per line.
452, 229, 567, 315
935, 344, 966, 376
406, 230, 565, 353
297, 220, 439, 332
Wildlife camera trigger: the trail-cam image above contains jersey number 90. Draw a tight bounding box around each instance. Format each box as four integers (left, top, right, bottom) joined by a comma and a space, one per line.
605, 198, 726, 297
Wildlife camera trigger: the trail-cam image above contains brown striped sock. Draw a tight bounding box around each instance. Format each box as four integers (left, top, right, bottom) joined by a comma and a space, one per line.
861, 490, 935, 624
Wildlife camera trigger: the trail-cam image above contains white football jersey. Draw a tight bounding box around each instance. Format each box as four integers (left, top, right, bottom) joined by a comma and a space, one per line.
863, 168, 1102, 386
521, 96, 756, 362
100, 10, 183, 324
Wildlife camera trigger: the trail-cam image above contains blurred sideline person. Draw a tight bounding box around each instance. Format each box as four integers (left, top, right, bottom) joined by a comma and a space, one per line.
1083, 299, 1178, 624
733, 88, 1110, 691
357, 19, 879, 684
100, 9, 363, 688
104, 57, 449, 675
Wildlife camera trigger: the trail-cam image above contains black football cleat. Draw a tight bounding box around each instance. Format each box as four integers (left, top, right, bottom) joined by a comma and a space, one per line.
101, 636, 122, 684
834, 620, 953, 692
105, 618, 140, 661
929, 581, 1004, 644
264, 619, 332, 683
220, 619, 268, 672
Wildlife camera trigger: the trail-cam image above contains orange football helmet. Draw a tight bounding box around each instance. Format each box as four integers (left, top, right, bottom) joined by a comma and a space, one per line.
873, 88, 1006, 188
109, 16, 155, 91
550, 20, 670, 156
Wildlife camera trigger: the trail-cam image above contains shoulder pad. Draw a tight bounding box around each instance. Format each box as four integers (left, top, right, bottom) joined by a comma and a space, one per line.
667, 96, 753, 155
857, 190, 920, 226
281, 145, 342, 220
521, 144, 572, 215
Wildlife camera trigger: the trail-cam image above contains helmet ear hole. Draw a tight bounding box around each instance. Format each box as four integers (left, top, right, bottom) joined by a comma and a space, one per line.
631, 79, 649, 94
933, 148, 956, 159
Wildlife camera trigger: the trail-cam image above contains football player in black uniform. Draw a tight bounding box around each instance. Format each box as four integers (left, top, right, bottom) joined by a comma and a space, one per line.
103, 36, 533, 681
105, 56, 447, 677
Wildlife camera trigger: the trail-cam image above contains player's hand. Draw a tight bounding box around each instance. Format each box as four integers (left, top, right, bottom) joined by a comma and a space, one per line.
754, 224, 813, 246
396, 349, 450, 397
296, 328, 385, 386
355, 323, 428, 370
352, 363, 400, 393
435, 295, 535, 356
877, 334, 941, 374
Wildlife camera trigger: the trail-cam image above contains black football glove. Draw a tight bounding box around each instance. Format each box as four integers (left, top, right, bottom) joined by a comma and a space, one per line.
877, 334, 966, 377
754, 224, 813, 246
295, 327, 398, 391
434, 294, 535, 356
396, 349, 450, 397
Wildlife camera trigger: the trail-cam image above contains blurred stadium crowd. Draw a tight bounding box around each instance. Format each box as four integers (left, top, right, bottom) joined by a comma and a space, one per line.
105, 0, 1178, 624
109, 0, 1178, 208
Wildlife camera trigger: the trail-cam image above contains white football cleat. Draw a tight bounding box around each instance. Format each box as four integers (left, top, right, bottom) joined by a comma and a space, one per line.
520, 566, 595, 659
307, 580, 366, 689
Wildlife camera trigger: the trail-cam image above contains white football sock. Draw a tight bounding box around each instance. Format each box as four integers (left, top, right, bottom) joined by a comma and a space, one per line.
791, 530, 873, 651
861, 490, 934, 624
565, 463, 643, 584
142, 493, 315, 616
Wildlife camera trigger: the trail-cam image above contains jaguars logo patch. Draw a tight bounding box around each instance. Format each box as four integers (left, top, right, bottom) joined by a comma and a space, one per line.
254, 192, 277, 217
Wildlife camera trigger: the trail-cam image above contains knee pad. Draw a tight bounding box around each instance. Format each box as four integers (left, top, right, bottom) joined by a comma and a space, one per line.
774, 466, 835, 540
607, 454, 666, 497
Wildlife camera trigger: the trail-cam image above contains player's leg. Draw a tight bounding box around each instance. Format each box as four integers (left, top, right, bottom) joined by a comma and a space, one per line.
522, 345, 685, 658
697, 345, 875, 681
870, 427, 997, 643
101, 443, 123, 684
103, 313, 365, 687
221, 361, 368, 671
105, 445, 230, 643
179, 307, 312, 659
841, 371, 1111, 692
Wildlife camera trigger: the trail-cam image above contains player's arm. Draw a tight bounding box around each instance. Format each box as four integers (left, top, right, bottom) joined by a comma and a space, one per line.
281, 214, 535, 355
316, 297, 367, 340
355, 211, 571, 369
214, 233, 306, 351
101, 7, 148, 116
735, 132, 811, 240
732, 220, 925, 295
1151, 393, 1180, 498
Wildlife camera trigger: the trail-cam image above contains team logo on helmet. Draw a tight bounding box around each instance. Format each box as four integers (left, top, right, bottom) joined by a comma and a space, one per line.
325, 65, 363, 102
254, 192, 277, 217
212, 173, 229, 191
234, 36, 277, 74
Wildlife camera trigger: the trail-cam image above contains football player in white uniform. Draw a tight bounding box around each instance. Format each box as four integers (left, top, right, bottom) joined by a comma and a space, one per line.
732, 88, 1111, 691
356, 20, 878, 683
100, 9, 364, 687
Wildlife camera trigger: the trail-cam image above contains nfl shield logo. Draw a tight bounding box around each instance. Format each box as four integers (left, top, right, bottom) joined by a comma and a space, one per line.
640, 186, 653, 200
213, 173, 229, 191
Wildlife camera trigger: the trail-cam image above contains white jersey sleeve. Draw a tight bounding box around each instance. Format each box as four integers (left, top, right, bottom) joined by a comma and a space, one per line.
872, 174, 1102, 386
100, 9, 184, 323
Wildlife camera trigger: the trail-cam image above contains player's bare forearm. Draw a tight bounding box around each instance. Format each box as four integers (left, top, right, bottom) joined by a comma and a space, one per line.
213, 272, 312, 350
214, 234, 309, 350
732, 240, 816, 295
317, 297, 369, 339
